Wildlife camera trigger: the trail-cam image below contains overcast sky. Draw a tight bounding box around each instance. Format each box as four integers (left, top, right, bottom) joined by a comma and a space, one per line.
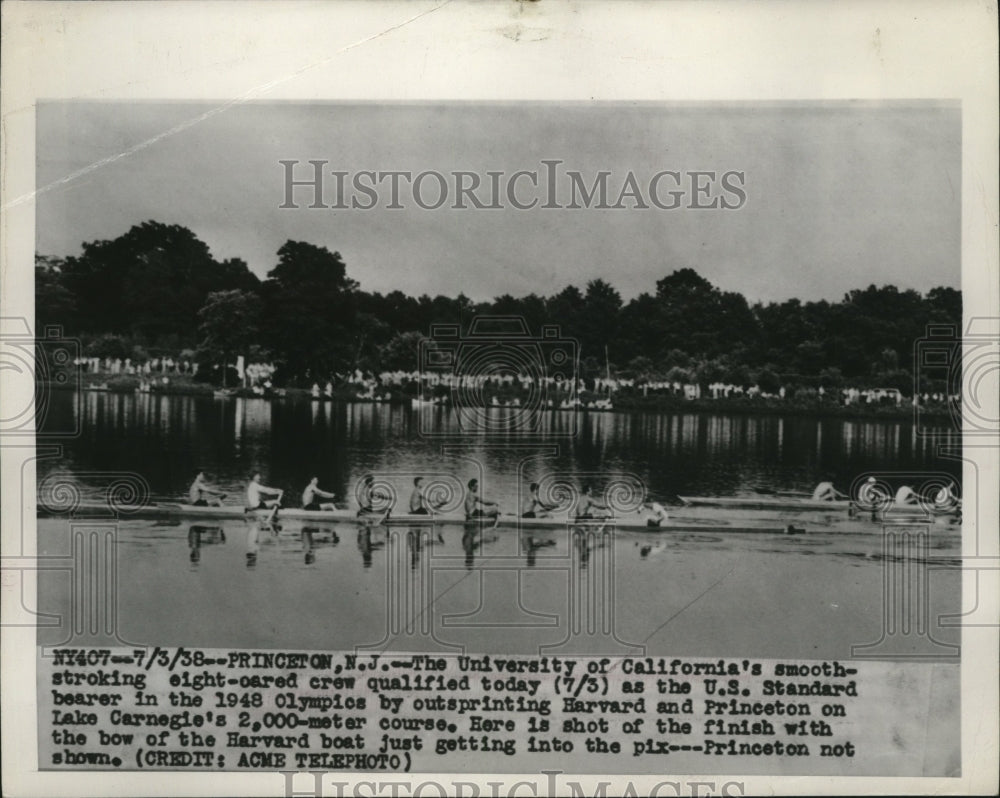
36, 102, 959, 304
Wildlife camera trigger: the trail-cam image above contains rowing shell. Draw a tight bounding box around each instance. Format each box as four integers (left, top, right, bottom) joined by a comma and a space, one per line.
40, 502, 806, 535
677, 495, 957, 515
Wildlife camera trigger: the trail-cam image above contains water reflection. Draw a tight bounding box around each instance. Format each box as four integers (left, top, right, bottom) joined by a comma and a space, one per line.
460, 527, 499, 570
522, 532, 556, 567
571, 525, 610, 569
356, 524, 385, 569
301, 526, 341, 566
187, 524, 225, 568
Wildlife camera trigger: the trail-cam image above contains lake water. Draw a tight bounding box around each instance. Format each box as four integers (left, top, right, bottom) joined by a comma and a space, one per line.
35, 391, 961, 659
37, 391, 960, 507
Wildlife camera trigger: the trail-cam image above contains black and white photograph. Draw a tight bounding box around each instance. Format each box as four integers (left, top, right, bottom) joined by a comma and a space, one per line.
2, 2, 997, 796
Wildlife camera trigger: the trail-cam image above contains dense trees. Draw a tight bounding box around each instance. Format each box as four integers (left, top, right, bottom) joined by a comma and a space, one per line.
36, 221, 961, 390
259, 241, 360, 380
45, 221, 259, 347
197, 290, 262, 386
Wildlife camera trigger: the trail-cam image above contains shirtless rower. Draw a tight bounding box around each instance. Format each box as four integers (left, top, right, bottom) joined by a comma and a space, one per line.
246, 472, 283, 523
521, 482, 556, 519
812, 480, 848, 501
857, 476, 889, 507
356, 474, 391, 516
934, 479, 961, 509
465, 478, 500, 520
188, 471, 225, 507
894, 484, 920, 506
574, 483, 611, 520
409, 477, 435, 516
302, 477, 337, 511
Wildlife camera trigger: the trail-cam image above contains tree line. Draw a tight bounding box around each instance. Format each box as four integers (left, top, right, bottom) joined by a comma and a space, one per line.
35, 221, 962, 393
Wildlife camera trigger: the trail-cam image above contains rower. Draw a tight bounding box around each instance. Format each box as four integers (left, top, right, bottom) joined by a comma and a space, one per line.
857, 476, 889, 506
189, 471, 225, 507
574, 483, 610, 520
934, 480, 961, 509
812, 480, 848, 501
302, 477, 337, 511
521, 482, 555, 519
246, 473, 283, 523
357, 474, 389, 515
409, 477, 434, 516
464, 478, 500, 520
639, 496, 669, 528
894, 484, 920, 506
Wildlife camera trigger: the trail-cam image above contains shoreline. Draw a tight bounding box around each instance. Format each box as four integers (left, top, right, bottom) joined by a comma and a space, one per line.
42, 377, 957, 424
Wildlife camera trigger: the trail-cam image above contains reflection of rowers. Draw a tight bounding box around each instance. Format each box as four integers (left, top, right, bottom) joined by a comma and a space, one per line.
461, 527, 499, 568
245, 524, 261, 568
187, 524, 226, 564
522, 533, 556, 567
638, 540, 668, 559
356, 526, 385, 568
302, 527, 341, 565
571, 524, 608, 566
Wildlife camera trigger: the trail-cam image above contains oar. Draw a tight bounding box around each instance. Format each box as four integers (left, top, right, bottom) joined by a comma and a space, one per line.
266, 491, 283, 526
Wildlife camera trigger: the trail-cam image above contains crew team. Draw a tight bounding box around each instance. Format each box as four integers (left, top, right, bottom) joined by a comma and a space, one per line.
189, 472, 958, 526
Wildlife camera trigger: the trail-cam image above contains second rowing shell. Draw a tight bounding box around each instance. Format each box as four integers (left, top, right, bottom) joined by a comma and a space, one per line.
42, 502, 812, 535
678, 495, 958, 515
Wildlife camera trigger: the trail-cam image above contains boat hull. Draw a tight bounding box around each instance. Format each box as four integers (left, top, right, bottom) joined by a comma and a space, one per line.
677, 495, 956, 515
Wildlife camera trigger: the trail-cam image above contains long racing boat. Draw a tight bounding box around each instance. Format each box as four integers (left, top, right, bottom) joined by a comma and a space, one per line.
39, 501, 811, 535
677, 495, 958, 516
